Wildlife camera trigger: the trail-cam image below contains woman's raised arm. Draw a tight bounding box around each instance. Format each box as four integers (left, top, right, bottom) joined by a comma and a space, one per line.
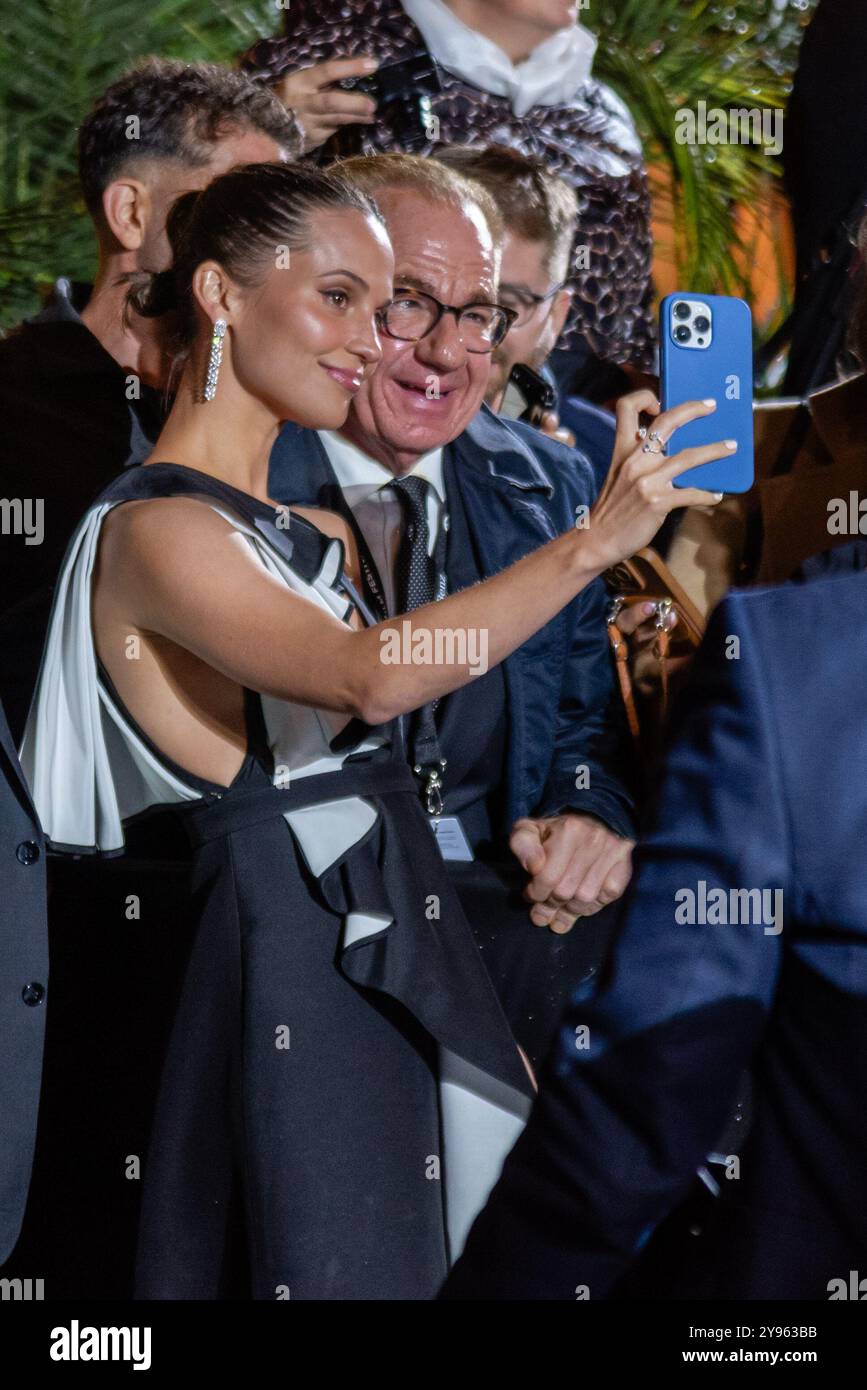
100, 396, 730, 726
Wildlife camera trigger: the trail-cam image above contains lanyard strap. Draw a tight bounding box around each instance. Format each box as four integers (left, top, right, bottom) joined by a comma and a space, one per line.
406, 512, 450, 813
326, 484, 392, 622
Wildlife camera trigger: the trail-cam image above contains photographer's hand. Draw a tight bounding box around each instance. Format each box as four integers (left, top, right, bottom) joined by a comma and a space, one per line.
274, 57, 379, 154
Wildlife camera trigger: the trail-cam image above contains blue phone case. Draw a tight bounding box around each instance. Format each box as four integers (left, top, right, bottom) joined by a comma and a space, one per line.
660, 293, 754, 492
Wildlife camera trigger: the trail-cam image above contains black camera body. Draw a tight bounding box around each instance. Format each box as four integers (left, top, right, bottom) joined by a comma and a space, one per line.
500, 364, 557, 427
332, 51, 443, 151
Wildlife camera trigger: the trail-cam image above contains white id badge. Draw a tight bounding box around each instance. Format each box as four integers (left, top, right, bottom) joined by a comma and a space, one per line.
429, 815, 475, 862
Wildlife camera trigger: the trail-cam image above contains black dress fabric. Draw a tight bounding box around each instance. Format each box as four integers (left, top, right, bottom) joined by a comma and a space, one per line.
25, 463, 532, 1302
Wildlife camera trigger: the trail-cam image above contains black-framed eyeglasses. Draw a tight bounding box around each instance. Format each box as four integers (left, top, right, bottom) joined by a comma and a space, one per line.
378, 287, 518, 353
497, 282, 566, 326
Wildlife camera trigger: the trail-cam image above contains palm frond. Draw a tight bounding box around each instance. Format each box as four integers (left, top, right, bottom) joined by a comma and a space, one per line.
591, 0, 814, 305
0, 0, 276, 325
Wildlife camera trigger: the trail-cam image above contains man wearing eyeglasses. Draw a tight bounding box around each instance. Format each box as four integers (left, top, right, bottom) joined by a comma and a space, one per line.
268, 153, 636, 1066
434, 144, 619, 495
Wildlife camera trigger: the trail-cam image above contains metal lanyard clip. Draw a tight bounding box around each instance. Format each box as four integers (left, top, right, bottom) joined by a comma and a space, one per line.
413, 758, 447, 816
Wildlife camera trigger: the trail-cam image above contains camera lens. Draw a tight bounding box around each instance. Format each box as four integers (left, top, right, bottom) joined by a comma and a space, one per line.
674, 325, 692, 343
673, 302, 691, 321
693, 315, 710, 333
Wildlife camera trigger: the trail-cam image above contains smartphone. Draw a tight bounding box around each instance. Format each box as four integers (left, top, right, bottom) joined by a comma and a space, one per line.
500, 363, 557, 426
660, 293, 754, 492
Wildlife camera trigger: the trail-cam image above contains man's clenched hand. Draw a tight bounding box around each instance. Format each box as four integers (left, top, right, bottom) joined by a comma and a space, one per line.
509, 813, 634, 933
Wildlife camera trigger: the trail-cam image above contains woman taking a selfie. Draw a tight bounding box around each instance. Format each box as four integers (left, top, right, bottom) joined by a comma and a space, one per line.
21, 161, 728, 1300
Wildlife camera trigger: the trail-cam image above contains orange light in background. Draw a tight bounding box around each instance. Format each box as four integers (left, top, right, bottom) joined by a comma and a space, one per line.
649, 162, 795, 334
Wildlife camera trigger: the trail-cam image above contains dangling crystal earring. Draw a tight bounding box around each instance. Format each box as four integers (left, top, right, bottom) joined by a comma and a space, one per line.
203, 319, 227, 401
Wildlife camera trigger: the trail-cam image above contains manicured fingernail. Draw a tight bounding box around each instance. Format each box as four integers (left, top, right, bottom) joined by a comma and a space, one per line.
703, 398, 717, 407
724, 440, 737, 449
643, 601, 656, 615
713, 491, 724, 500
361, 57, 379, 69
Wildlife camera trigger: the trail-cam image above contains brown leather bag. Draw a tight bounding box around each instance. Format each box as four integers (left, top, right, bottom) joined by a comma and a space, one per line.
604, 547, 706, 753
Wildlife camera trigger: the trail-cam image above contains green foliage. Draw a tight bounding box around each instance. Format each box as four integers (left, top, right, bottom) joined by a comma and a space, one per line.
0, 0, 277, 326
0, 0, 816, 330
590, 0, 816, 303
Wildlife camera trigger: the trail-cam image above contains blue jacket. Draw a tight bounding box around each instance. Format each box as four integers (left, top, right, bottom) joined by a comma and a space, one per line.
268, 406, 636, 839
556, 394, 616, 496
443, 568, 867, 1299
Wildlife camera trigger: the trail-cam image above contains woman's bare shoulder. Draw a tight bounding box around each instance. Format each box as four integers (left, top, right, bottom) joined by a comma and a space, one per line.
97, 497, 248, 592
101, 494, 237, 545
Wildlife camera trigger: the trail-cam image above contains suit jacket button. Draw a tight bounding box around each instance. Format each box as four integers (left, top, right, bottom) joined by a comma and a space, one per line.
22, 982, 45, 1006
16, 840, 40, 865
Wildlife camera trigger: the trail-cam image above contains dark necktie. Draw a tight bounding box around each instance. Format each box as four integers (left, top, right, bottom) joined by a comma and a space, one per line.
390, 474, 449, 751
391, 474, 437, 614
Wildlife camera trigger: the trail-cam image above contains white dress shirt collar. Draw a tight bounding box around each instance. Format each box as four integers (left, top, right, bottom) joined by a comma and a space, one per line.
317, 431, 447, 615
318, 429, 445, 502
401, 0, 597, 117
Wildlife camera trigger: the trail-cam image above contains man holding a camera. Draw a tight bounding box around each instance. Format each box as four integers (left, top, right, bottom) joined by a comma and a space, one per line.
242, 0, 654, 401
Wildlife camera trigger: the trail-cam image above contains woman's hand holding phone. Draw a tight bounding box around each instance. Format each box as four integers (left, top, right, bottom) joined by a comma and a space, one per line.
580, 390, 735, 573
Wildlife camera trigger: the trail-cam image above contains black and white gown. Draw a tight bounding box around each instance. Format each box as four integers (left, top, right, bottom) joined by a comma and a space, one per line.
20, 463, 533, 1301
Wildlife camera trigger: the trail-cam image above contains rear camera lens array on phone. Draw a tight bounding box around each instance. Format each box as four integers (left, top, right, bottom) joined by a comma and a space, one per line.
671, 300, 713, 349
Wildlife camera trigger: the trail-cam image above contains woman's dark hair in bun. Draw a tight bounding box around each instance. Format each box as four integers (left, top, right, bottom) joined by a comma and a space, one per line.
125, 161, 384, 381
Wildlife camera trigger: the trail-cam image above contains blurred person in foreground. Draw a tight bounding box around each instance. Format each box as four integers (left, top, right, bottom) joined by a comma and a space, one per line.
241, 0, 655, 399
443, 569, 867, 1300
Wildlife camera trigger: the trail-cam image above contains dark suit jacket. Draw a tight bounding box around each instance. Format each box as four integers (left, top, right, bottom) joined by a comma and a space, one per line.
268, 406, 636, 839
443, 569, 867, 1299
0, 700, 48, 1265
0, 279, 162, 742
